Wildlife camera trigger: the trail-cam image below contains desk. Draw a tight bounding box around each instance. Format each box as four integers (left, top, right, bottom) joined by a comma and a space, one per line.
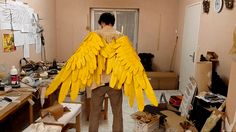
0, 91, 33, 123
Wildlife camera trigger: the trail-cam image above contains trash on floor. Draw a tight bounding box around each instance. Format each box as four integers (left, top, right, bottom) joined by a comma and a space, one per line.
131, 111, 160, 132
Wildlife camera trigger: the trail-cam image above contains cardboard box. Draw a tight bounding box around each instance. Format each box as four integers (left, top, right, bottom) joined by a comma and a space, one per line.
131, 111, 159, 132
146, 72, 178, 90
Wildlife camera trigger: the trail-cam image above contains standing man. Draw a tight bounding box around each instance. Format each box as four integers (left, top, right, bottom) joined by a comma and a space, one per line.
89, 12, 123, 132
45, 12, 158, 132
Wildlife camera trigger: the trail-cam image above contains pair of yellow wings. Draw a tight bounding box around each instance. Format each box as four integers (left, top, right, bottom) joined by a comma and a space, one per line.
45, 32, 158, 111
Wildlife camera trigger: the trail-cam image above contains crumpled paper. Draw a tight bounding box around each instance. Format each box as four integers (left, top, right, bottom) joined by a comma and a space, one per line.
22, 122, 62, 132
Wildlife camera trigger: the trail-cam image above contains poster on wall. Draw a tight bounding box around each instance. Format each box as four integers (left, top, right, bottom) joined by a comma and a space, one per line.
2, 33, 16, 52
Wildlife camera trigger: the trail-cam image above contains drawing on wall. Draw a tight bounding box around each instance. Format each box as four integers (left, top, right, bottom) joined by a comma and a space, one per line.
2, 33, 16, 52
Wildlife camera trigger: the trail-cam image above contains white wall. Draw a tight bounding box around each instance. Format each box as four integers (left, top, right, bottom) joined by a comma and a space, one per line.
0, 0, 57, 70
56, 0, 179, 71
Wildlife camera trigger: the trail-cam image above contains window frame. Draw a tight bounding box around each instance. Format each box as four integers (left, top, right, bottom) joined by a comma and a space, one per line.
90, 8, 139, 50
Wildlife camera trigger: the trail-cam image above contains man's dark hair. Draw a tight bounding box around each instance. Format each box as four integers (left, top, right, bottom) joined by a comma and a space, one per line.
98, 12, 115, 26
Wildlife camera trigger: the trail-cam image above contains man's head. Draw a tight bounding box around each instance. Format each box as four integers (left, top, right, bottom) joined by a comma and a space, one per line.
98, 12, 115, 27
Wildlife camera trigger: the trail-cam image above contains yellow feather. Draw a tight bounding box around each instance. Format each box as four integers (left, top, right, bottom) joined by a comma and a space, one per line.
135, 72, 146, 88
84, 54, 94, 74
106, 56, 115, 74
90, 47, 99, 55
78, 66, 84, 79
91, 55, 97, 71
65, 57, 73, 70
134, 79, 145, 111
126, 72, 132, 84
94, 70, 101, 85
124, 82, 130, 96
109, 72, 117, 88
100, 50, 108, 58
79, 82, 86, 91
76, 56, 82, 69
124, 62, 131, 70
58, 76, 72, 103
70, 81, 80, 101
86, 77, 93, 86
72, 69, 79, 82
94, 36, 104, 47
115, 61, 122, 79
45, 75, 62, 96
117, 71, 127, 89
80, 56, 86, 66
71, 58, 77, 71
97, 55, 104, 74
111, 42, 121, 49
133, 66, 139, 75
91, 42, 101, 51
128, 80, 135, 107
144, 74, 158, 106
81, 67, 88, 85
60, 69, 72, 82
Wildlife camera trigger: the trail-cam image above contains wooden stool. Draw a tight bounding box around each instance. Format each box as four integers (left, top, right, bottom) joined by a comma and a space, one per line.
86, 96, 108, 121
59, 103, 81, 132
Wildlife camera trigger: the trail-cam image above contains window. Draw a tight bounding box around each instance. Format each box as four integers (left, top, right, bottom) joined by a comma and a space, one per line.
90, 8, 139, 50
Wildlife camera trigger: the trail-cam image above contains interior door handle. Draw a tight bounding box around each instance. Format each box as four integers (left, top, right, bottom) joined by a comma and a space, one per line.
189, 52, 195, 62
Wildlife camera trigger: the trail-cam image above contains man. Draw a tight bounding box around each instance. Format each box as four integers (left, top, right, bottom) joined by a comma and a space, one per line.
89, 12, 123, 132
45, 12, 157, 132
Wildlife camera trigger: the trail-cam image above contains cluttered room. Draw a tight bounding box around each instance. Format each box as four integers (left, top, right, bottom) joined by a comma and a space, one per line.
0, 0, 236, 131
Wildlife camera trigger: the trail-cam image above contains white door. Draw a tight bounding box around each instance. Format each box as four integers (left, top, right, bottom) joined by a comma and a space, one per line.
179, 3, 201, 93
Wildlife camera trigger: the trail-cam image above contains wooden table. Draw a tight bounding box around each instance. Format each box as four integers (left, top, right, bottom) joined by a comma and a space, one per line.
0, 91, 33, 123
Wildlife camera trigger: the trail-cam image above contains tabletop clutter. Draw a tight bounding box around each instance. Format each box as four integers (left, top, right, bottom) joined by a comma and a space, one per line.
0, 58, 64, 91
0, 56, 228, 131
0, 58, 64, 113
0, 58, 84, 131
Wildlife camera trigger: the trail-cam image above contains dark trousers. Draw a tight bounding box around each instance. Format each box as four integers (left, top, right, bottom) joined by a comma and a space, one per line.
89, 86, 123, 132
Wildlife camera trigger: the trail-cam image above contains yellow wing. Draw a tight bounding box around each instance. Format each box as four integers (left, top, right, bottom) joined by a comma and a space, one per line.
45, 32, 105, 103
45, 32, 158, 111
107, 36, 158, 111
